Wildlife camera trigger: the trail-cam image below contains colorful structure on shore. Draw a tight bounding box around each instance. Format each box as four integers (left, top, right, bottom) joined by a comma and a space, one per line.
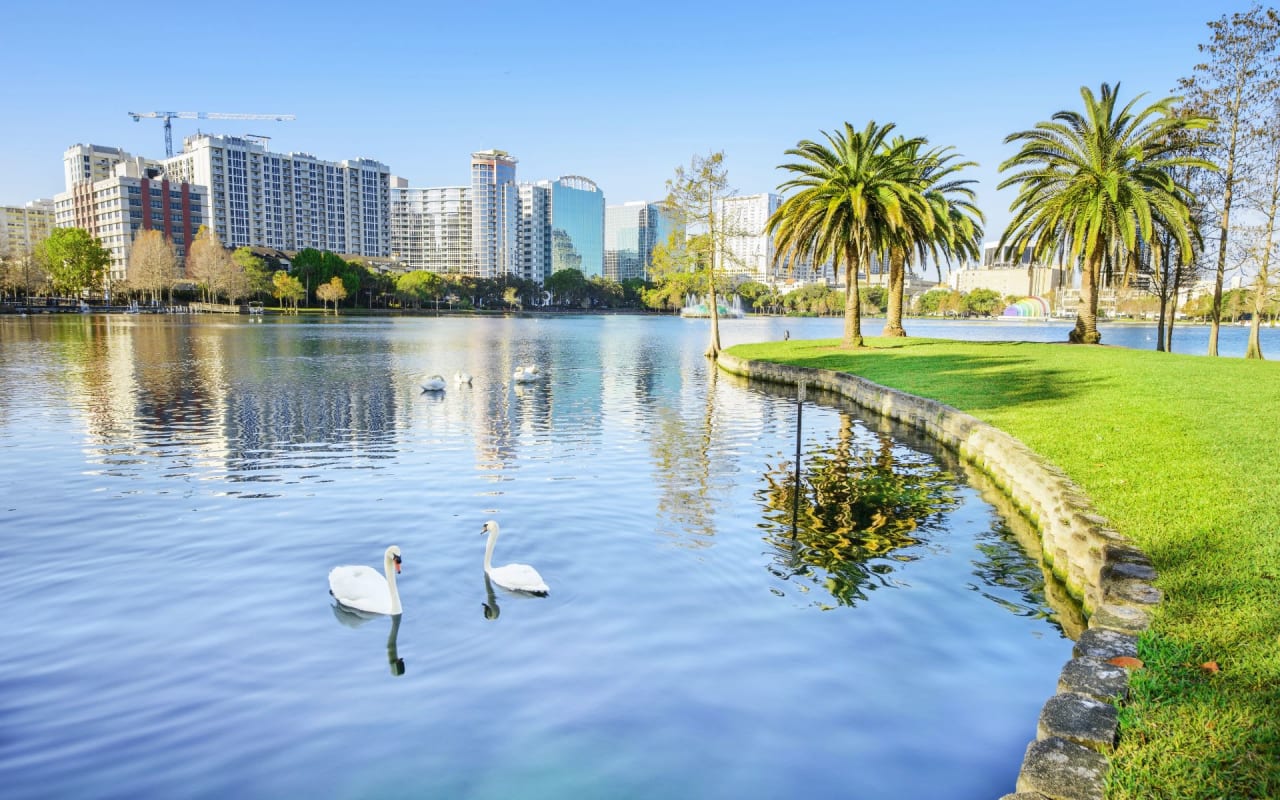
1001, 296, 1051, 319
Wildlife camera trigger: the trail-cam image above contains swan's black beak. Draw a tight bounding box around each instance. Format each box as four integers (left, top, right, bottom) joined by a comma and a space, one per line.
394, 554, 402, 574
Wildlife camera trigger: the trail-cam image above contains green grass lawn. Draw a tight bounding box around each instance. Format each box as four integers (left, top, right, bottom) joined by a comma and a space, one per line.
728, 336, 1280, 800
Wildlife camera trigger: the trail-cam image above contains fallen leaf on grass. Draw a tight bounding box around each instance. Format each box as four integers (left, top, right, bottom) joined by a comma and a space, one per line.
1108, 656, 1144, 669
1200, 661, 1220, 674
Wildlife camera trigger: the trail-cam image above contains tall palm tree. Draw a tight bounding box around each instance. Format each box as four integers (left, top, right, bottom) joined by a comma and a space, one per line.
998, 82, 1212, 344
768, 122, 931, 348
883, 142, 984, 337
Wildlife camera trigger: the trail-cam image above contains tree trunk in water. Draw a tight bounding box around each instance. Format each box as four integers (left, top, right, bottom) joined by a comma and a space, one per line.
841, 246, 864, 348
705, 265, 721, 360
884, 246, 907, 337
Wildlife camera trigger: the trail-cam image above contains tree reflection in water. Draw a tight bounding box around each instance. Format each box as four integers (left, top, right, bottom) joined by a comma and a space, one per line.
759, 416, 957, 608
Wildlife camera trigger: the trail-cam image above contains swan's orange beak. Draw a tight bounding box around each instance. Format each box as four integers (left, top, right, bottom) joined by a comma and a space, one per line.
394, 555, 402, 574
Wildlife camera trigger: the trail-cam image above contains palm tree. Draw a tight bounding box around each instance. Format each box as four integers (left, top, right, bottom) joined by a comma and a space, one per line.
998, 82, 1212, 344
884, 142, 984, 336
768, 122, 931, 348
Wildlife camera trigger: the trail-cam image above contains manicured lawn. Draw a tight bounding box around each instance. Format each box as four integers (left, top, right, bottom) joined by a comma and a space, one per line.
728, 336, 1280, 800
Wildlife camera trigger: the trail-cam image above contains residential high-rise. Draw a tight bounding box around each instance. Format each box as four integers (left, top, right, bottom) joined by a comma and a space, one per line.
720, 193, 836, 285
63, 144, 133, 191
163, 134, 391, 256
54, 156, 207, 284
544, 176, 604, 278
517, 183, 551, 284
604, 201, 677, 282
0, 200, 56, 258
470, 149, 519, 278
390, 183, 472, 274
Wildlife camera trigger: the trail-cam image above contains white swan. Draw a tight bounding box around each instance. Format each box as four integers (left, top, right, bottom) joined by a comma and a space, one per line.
455, 371, 472, 385
329, 545, 403, 615
522, 364, 540, 375
421, 374, 446, 392
481, 520, 548, 595
513, 367, 538, 383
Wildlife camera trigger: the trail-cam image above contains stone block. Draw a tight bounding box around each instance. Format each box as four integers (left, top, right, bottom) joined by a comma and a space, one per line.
1102, 560, 1157, 582
1037, 692, 1119, 752
1088, 603, 1152, 634
1072, 628, 1138, 661
1102, 579, 1163, 607
1059, 657, 1130, 702
999, 794, 1051, 800
1016, 736, 1108, 800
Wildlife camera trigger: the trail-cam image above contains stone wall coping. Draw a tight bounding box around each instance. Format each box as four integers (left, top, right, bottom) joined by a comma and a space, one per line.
718, 352, 1161, 799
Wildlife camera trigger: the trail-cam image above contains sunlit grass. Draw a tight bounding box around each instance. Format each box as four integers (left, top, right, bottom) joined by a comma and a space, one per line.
728, 336, 1280, 799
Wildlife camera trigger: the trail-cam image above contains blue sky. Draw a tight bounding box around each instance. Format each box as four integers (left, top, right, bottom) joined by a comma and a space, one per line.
0, 0, 1244, 239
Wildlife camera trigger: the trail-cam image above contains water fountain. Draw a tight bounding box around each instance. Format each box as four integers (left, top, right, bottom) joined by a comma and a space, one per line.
680, 293, 745, 318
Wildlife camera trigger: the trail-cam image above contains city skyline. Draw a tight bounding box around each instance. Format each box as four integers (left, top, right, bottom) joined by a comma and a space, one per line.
0, 0, 1245, 242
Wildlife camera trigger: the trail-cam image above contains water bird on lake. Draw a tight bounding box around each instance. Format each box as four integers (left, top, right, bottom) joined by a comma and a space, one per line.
329, 545, 403, 615
481, 520, 548, 595
455, 371, 473, 385
513, 367, 539, 383
421, 375, 446, 392
522, 364, 540, 375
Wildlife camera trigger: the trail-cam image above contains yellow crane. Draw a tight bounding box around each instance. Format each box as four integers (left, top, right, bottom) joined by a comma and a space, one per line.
127, 111, 297, 157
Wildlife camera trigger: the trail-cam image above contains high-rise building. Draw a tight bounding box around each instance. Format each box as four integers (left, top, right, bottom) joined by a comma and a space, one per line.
0, 200, 56, 258
720, 193, 836, 285
54, 156, 207, 283
544, 176, 604, 278
470, 149, 519, 278
604, 201, 678, 282
389, 183, 471, 274
517, 183, 551, 284
63, 144, 134, 191
163, 134, 391, 256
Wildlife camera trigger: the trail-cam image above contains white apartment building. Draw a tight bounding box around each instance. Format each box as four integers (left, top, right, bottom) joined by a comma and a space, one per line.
0, 200, 56, 257
470, 149, 519, 279
163, 134, 391, 256
389, 184, 472, 274
517, 183, 551, 284
63, 144, 133, 191
719, 193, 835, 285
54, 156, 207, 283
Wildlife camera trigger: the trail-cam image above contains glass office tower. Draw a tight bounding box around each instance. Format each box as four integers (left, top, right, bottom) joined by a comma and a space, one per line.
545, 176, 604, 278
605, 201, 678, 282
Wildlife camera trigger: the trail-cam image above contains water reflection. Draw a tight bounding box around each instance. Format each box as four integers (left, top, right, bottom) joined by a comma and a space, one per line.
759, 414, 958, 608
482, 573, 501, 620
331, 606, 406, 676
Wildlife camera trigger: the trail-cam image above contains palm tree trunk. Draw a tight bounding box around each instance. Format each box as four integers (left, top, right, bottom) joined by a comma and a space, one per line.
1070, 249, 1103, 344
842, 243, 864, 348
884, 246, 907, 337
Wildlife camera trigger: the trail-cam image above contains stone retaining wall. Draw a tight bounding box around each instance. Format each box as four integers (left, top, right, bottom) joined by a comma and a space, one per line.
717, 353, 1163, 800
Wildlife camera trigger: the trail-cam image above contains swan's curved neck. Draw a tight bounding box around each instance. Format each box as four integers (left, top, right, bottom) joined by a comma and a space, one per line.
384, 553, 402, 615
483, 526, 499, 573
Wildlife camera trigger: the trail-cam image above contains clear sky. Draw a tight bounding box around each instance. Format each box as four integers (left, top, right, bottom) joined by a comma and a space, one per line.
0, 0, 1246, 240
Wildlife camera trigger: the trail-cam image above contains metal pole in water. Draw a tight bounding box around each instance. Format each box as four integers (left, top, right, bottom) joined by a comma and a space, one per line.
791, 381, 805, 538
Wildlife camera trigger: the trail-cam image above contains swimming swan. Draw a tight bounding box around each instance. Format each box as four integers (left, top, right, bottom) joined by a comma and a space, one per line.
421, 375, 446, 392
455, 371, 473, 385
513, 367, 538, 383
481, 520, 548, 595
329, 545, 403, 615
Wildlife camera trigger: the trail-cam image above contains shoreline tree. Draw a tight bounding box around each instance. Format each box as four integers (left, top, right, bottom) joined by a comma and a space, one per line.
998, 83, 1213, 344
1177, 4, 1280, 355
36, 227, 110, 299
316, 275, 348, 314
126, 230, 177, 305
768, 121, 929, 348
664, 151, 737, 359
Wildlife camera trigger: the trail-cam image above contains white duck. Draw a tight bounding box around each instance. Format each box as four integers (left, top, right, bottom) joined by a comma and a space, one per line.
481, 520, 548, 595
421, 374, 446, 392
454, 371, 473, 385
329, 545, 403, 615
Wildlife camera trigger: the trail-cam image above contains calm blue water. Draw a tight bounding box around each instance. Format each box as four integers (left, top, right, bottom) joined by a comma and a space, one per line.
0, 313, 1087, 799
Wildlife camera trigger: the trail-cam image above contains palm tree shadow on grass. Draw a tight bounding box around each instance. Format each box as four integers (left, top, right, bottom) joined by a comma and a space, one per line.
783, 341, 1104, 413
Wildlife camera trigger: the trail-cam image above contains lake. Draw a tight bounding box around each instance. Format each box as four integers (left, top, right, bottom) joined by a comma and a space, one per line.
0, 312, 1116, 799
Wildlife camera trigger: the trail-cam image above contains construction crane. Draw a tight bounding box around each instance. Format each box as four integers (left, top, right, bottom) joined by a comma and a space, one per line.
127, 111, 297, 157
